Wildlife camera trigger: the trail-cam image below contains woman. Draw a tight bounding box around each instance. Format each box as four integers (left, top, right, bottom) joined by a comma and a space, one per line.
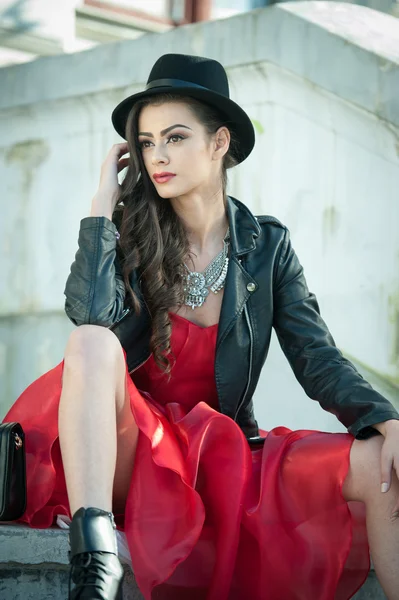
3, 53, 399, 600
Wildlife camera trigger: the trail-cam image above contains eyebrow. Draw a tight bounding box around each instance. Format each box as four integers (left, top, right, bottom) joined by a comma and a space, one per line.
138, 124, 192, 138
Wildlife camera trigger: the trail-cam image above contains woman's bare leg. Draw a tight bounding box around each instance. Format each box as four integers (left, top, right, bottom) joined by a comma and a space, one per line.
342, 434, 399, 599
58, 324, 139, 517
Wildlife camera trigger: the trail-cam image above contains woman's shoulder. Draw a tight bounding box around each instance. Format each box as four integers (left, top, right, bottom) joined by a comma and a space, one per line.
253, 214, 290, 257
255, 214, 286, 230
229, 196, 286, 232
230, 194, 289, 248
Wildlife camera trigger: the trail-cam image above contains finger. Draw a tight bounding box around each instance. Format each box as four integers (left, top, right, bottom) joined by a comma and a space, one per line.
110, 142, 129, 158
117, 157, 130, 173
380, 445, 393, 493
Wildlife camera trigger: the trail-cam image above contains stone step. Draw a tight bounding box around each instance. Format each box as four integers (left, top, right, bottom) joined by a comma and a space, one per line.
0, 523, 143, 600
0, 523, 386, 599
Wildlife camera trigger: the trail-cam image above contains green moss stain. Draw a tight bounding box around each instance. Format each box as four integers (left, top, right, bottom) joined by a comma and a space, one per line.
322, 205, 340, 239
5, 139, 50, 201
5, 140, 49, 169
251, 119, 265, 135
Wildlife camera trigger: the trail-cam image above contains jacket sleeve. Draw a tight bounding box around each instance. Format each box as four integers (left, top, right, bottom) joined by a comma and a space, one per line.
272, 226, 399, 439
63, 213, 127, 327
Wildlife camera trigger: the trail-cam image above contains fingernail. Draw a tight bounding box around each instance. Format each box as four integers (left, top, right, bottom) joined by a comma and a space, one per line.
391, 511, 399, 519
381, 482, 389, 493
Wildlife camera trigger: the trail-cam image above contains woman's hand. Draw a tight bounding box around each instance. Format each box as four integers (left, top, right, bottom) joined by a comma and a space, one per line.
375, 419, 399, 517
91, 142, 130, 219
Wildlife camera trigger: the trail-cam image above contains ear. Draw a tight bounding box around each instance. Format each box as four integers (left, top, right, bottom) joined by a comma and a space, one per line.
212, 126, 230, 161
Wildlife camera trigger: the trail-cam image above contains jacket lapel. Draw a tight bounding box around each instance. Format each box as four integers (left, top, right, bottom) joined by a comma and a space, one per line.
226, 195, 261, 256
217, 196, 260, 347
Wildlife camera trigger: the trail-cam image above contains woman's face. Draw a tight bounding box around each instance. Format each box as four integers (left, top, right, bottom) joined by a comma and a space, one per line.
137, 101, 227, 199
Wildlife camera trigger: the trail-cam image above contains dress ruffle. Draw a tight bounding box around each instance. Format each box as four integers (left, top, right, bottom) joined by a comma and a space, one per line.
2, 313, 369, 599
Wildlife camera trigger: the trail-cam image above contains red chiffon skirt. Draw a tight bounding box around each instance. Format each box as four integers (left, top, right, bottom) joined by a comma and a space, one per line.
2, 312, 370, 599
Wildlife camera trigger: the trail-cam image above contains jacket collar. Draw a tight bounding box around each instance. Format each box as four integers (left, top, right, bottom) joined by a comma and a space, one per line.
226, 195, 261, 256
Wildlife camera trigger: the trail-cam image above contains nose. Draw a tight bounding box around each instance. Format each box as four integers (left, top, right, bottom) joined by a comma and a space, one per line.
151, 142, 169, 166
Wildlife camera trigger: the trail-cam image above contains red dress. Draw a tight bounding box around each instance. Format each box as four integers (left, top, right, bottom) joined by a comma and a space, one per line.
3, 311, 370, 600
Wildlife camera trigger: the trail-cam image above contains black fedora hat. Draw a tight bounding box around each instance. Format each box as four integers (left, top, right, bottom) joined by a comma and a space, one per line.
111, 53, 255, 165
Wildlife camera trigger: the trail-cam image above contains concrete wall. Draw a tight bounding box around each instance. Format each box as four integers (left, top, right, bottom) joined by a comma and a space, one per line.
1, 1, 398, 433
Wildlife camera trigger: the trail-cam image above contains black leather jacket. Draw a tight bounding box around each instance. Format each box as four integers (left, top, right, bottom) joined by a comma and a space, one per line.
64, 195, 399, 442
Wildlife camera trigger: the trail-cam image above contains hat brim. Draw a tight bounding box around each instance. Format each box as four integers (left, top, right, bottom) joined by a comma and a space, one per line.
111, 85, 255, 165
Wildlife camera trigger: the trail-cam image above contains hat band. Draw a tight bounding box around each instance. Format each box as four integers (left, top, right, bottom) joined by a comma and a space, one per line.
146, 78, 215, 93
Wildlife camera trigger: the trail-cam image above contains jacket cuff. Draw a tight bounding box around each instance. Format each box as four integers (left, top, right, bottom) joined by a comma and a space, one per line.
348, 411, 399, 439
80, 216, 120, 238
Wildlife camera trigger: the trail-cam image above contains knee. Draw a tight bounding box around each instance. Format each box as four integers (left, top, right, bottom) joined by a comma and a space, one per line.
64, 324, 122, 367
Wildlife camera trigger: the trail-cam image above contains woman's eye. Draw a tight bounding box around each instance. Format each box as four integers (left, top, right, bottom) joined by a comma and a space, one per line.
168, 135, 184, 143
138, 135, 184, 150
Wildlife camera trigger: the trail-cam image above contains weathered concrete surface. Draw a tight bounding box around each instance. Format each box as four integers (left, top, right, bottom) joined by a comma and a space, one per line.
0, 523, 69, 565
0, 2, 398, 429
0, 567, 71, 600
0, 565, 144, 600
0, 312, 73, 422
354, 572, 388, 599
0, 523, 144, 599
0, 523, 386, 600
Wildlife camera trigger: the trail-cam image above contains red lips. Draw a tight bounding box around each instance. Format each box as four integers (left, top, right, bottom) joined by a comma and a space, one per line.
153, 172, 176, 183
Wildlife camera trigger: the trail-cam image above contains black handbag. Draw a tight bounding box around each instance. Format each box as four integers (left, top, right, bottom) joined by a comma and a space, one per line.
0, 422, 27, 521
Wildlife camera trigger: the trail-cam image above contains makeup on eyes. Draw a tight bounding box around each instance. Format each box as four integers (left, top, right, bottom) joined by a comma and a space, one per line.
139, 134, 186, 149
138, 124, 192, 138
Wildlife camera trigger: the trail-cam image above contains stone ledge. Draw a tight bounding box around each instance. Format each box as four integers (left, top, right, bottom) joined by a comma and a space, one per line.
0, 564, 144, 600
0, 523, 69, 565
0, 522, 387, 599
0, 523, 144, 600
0, 2, 397, 126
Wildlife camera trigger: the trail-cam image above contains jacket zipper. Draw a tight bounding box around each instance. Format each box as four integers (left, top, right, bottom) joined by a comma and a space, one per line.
107, 307, 131, 331
128, 353, 152, 375
234, 260, 254, 421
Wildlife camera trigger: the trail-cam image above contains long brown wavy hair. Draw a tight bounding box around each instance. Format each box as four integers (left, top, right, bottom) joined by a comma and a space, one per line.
114, 93, 240, 375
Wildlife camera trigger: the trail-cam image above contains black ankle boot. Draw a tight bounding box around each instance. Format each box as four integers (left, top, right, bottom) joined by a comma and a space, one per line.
68, 507, 124, 600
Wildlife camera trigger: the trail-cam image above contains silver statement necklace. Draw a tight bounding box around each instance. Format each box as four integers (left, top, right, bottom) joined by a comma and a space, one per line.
183, 228, 230, 310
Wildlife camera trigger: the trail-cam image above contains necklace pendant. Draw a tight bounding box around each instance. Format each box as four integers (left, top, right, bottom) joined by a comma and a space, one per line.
183, 228, 230, 310
184, 272, 209, 300
185, 293, 207, 309
183, 272, 210, 309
